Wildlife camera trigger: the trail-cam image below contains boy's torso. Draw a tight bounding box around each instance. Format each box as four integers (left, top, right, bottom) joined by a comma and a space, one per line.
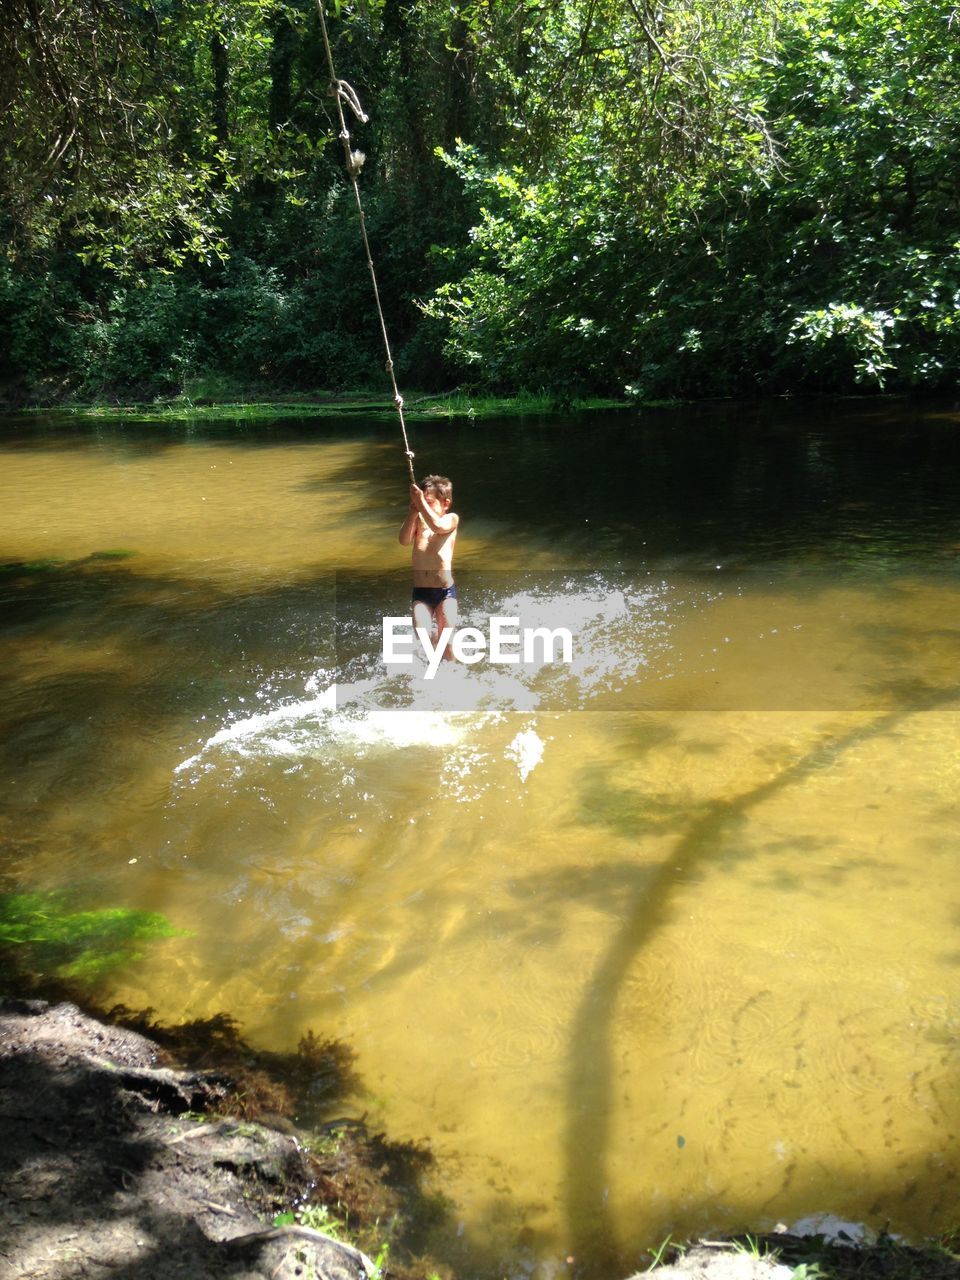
412, 520, 457, 587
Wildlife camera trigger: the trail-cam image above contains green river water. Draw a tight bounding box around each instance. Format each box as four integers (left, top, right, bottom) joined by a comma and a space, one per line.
2, 401, 960, 1277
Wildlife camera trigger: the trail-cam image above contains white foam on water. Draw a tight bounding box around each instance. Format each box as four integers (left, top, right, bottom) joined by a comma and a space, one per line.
340, 707, 467, 749
174, 688, 335, 773
488, 577, 668, 702
175, 678, 471, 774
506, 729, 545, 783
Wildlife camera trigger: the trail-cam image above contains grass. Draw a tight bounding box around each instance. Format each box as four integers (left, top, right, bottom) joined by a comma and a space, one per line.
273, 1202, 392, 1279
731, 1233, 771, 1260
645, 1235, 680, 1269
295, 1204, 347, 1238
411, 389, 630, 419
301, 1131, 343, 1160
29, 385, 632, 424
63, 398, 387, 424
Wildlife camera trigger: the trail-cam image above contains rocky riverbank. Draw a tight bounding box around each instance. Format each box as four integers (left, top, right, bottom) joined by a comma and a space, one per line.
626, 1236, 960, 1280
0, 998, 442, 1280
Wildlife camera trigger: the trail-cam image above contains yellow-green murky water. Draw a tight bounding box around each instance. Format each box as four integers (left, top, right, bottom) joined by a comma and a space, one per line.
2, 409, 960, 1276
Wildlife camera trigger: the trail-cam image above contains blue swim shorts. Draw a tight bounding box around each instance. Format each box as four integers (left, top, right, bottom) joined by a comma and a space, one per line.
411, 583, 457, 608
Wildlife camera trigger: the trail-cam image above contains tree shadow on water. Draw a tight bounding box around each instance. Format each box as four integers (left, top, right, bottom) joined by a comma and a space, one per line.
561, 685, 960, 1274
0, 557, 337, 827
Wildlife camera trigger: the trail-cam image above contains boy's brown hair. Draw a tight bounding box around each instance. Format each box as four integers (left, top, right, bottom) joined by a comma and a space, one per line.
421, 474, 453, 505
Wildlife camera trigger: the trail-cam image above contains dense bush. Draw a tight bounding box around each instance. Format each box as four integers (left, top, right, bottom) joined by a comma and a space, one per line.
0, 191, 444, 398
426, 0, 960, 399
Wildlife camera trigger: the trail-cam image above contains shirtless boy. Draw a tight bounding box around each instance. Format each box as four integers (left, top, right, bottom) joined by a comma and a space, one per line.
398, 474, 459, 660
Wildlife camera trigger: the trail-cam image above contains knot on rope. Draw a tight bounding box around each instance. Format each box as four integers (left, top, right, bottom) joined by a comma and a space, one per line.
385, 358, 394, 372
333, 78, 369, 124
394, 394, 405, 410
404, 450, 414, 460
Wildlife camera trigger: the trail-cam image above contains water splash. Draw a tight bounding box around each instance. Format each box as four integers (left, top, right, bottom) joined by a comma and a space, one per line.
174, 679, 470, 775
173, 575, 676, 786
506, 729, 545, 783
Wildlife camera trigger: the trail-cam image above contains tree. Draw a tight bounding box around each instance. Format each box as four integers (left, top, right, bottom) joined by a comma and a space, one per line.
426, 0, 960, 397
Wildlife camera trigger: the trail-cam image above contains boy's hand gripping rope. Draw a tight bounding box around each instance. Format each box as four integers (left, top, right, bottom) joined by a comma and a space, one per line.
313, 0, 416, 484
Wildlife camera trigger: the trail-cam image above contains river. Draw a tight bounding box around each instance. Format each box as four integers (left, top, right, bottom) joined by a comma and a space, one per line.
2, 400, 960, 1276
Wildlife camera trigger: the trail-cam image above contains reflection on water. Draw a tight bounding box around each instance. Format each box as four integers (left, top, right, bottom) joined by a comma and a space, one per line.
1, 405, 960, 1277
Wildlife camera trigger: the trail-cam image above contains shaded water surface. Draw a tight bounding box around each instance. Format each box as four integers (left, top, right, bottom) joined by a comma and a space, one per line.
2, 402, 960, 1276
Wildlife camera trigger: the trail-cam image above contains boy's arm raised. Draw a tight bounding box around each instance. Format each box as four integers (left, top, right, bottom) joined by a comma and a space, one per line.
398, 504, 418, 545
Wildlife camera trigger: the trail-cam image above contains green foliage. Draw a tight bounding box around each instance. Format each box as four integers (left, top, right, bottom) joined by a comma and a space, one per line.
1, 0, 958, 400
427, 0, 960, 398
273, 1202, 351, 1239
787, 303, 898, 388
296, 1204, 347, 1238
82, 274, 205, 394
0, 0, 471, 399
0, 890, 183, 983
423, 146, 629, 394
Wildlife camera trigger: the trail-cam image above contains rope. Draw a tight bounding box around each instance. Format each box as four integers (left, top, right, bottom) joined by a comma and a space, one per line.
313, 0, 416, 484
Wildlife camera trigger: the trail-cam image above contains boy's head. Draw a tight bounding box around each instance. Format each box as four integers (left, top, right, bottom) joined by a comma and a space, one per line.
421, 474, 453, 511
